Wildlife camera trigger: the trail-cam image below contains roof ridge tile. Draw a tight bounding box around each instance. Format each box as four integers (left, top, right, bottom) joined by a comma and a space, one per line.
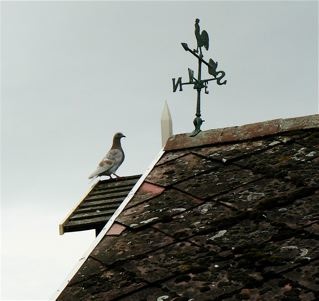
165, 114, 319, 151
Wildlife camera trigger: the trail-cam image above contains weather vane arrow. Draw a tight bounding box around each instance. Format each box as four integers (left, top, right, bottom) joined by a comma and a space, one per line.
172, 18, 227, 136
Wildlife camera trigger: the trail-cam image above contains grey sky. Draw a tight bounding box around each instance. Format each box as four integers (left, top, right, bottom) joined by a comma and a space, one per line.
1, 1, 318, 300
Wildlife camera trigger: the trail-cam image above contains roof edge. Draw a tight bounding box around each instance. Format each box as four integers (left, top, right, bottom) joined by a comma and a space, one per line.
59, 181, 99, 235
164, 114, 319, 151
52, 148, 165, 300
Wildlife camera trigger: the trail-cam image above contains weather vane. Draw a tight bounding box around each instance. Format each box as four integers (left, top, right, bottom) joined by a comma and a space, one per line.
172, 18, 227, 136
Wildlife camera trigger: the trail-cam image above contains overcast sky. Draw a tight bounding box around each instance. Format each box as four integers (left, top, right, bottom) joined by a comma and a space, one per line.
1, 1, 318, 300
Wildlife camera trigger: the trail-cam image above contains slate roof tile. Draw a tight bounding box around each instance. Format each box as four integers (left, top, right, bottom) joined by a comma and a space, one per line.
297, 130, 319, 150
56, 114, 319, 301
90, 227, 174, 266
213, 177, 300, 212
261, 237, 319, 274
189, 219, 279, 253
125, 182, 165, 209
122, 241, 207, 283
160, 260, 250, 300
263, 190, 319, 230
284, 159, 319, 188
106, 222, 127, 236
117, 188, 203, 229
173, 165, 262, 200
193, 136, 281, 162
146, 153, 222, 187
58, 266, 148, 301
235, 142, 319, 174
66, 256, 108, 289
153, 201, 240, 240
304, 222, 319, 236
284, 259, 319, 292
116, 287, 173, 301
223, 278, 317, 301
156, 149, 190, 166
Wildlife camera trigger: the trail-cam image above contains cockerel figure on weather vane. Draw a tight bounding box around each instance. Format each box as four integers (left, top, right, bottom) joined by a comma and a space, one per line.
172, 18, 227, 136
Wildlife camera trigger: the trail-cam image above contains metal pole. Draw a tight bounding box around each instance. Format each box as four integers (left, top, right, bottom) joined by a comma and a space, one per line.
191, 49, 204, 136
196, 51, 202, 117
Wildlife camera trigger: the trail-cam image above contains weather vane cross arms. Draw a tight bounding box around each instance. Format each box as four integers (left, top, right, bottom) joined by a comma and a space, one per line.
172, 18, 227, 136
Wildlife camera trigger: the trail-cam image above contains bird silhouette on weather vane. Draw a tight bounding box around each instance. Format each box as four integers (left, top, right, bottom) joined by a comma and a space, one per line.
172, 18, 227, 136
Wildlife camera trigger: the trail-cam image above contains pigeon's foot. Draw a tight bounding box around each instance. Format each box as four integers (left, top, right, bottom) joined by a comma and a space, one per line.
113, 173, 122, 180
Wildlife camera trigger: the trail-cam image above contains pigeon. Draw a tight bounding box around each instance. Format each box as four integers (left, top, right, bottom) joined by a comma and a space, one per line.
88, 132, 125, 179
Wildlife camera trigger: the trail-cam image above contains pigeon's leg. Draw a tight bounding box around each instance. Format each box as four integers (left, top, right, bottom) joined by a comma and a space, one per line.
113, 173, 122, 179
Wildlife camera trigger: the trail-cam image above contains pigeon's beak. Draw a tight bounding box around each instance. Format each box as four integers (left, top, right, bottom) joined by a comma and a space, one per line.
121, 134, 126, 138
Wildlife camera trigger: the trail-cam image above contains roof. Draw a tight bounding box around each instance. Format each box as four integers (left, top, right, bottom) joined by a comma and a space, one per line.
56, 114, 319, 301
59, 175, 141, 234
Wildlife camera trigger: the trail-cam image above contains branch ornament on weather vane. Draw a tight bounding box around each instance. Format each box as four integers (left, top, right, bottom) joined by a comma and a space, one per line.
172, 18, 227, 136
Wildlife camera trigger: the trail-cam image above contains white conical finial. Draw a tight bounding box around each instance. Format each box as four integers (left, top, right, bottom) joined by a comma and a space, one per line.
161, 101, 173, 147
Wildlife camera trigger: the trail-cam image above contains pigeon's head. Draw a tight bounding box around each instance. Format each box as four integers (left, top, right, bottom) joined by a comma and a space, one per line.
114, 132, 126, 140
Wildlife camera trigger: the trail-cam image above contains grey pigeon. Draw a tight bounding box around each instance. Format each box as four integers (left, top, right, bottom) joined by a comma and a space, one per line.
88, 132, 125, 179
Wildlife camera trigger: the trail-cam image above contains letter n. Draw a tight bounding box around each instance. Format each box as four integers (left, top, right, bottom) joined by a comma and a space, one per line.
172, 77, 183, 92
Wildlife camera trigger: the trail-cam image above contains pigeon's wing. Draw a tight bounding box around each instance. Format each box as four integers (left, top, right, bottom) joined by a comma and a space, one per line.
88, 158, 114, 179
106, 148, 123, 163
88, 149, 123, 179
